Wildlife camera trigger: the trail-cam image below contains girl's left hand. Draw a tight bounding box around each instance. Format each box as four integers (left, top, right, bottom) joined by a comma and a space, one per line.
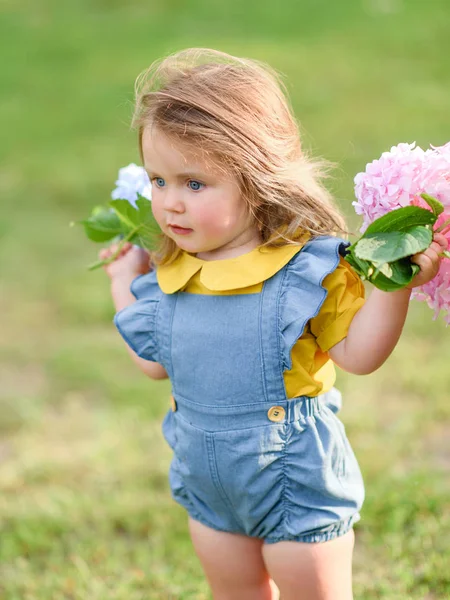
99, 242, 151, 281
407, 232, 449, 289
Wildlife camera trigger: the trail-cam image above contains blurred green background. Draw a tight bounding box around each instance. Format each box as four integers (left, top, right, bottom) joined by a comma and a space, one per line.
1, 0, 449, 598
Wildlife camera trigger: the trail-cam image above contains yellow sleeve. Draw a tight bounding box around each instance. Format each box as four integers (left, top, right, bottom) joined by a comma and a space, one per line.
310, 257, 365, 352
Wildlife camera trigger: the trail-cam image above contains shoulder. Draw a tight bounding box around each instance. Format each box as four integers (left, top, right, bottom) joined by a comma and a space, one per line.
294, 235, 349, 259
283, 235, 350, 285
283, 235, 363, 307
113, 269, 162, 362
129, 269, 161, 300
279, 236, 364, 365
278, 236, 348, 366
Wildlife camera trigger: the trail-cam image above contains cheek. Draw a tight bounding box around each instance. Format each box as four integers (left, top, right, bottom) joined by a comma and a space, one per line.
151, 197, 165, 226
196, 208, 235, 235
193, 200, 246, 235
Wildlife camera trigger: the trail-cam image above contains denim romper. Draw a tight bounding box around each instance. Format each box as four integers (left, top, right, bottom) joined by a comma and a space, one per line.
114, 236, 365, 544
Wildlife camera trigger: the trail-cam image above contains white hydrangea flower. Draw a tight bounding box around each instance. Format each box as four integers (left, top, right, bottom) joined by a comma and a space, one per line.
111, 163, 152, 207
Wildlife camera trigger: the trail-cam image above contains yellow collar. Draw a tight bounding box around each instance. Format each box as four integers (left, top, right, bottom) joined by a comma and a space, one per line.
157, 244, 305, 294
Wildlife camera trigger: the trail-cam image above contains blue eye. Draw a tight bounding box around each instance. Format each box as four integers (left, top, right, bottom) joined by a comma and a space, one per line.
188, 180, 204, 191
153, 177, 166, 188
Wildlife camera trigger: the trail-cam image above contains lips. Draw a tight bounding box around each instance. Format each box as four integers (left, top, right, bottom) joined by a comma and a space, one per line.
168, 224, 193, 235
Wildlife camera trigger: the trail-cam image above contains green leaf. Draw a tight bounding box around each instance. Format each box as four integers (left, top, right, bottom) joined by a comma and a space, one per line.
376, 258, 418, 284
131, 196, 161, 249
354, 226, 433, 266
363, 205, 436, 236
78, 206, 123, 242
367, 271, 406, 292
367, 260, 420, 292
345, 202, 437, 292
343, 252, 372, 280
420, 193, 445, 217
109, 199, 141, 230
108, 196, 161, 251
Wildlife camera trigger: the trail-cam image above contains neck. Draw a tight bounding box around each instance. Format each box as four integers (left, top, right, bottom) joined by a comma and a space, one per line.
196, 229, 262, 261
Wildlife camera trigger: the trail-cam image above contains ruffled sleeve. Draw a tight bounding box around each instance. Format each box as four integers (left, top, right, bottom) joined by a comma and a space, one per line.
129, 270, 158, 300
113, 270, 162, 362
280, 236, 360, 370
309, 258, 365, 352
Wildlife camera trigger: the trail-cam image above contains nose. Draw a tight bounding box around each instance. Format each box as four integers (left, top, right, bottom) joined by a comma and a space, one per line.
163, 188, 184, 213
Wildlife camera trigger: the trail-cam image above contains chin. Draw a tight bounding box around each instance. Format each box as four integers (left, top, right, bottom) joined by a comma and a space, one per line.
169, 232, 225, 255
172, 239, 203, 253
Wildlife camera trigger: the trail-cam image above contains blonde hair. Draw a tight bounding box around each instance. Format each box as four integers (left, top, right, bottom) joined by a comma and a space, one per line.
132, 48, 347, 264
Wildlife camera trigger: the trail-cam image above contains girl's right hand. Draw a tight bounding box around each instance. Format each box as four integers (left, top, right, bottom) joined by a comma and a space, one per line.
99, 242, 152, 280
406, 232, 448, 290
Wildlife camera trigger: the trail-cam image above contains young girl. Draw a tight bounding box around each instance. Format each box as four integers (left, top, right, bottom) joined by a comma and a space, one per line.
100, 49, 447, 600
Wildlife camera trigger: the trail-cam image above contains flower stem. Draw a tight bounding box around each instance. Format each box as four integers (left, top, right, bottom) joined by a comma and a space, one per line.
435, 217, 450, 234
87, 225, 142, 271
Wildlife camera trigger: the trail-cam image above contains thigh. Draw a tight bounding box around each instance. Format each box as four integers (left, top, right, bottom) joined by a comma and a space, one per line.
188, 518, 279, 600
262, 529, 355, 600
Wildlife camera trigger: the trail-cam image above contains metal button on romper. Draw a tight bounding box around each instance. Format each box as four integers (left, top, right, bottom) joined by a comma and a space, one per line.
170, 395, 177, 412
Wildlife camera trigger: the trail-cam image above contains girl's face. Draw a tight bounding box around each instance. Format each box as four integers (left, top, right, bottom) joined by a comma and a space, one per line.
142, 127, 261, 260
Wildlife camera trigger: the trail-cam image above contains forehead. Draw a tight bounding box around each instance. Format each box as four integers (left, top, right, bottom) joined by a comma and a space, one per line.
141, 126, 223, 176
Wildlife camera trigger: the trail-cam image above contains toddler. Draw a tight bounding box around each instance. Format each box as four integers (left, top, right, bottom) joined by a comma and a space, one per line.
100, 48, 447, 600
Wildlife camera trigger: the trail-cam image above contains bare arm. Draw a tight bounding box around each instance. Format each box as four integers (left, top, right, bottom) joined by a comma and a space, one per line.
111, 274, 169, 380
101, 243, 169, 381
329, 233, 448, 375
329, 287, 411, 374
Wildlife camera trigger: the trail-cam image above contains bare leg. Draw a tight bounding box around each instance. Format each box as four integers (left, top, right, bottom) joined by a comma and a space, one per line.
188, 518, 280, 600
262, 529, 355, 600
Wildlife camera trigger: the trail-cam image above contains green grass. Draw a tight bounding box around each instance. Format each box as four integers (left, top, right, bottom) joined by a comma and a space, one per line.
1, 0, 449, 597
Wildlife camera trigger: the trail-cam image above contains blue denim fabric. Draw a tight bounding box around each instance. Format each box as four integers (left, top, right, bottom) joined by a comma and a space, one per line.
114, 236, 365, 543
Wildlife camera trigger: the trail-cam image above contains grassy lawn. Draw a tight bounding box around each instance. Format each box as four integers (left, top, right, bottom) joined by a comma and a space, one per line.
1, 0, 449, 597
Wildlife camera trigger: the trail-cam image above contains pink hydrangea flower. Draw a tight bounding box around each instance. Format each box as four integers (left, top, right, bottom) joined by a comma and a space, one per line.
410, 210, 450, 324
353, 142, 450, 322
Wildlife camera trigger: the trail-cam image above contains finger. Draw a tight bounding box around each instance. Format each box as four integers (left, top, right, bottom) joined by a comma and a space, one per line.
137, 248, 151, 265
411, 253, 434, 271
413, 240, 442, 261
425, 241, 442, 256
412, 254, 441, 281
134, 246, 149, 257
420, 248, 441, 265
113, 242, 129, 253
433, 232, 449, 250
119, 242, 133, 256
